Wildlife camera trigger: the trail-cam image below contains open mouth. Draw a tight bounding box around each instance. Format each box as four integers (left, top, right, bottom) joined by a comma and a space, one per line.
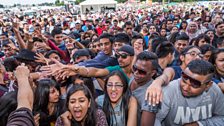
74, 110, 82, 118
110, 92, 118, 99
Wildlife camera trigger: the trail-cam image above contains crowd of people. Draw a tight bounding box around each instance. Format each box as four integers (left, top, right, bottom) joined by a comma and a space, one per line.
0, 1, 224, 126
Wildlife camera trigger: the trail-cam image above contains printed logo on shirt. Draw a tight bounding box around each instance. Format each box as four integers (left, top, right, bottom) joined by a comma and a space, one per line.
174, 104, 212, 124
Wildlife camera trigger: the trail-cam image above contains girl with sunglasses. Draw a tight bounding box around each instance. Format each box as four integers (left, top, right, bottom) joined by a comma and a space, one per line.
145, 45, 203, 106
209, 48, 224, 92
97, 70, 138, 126
55, 84, 108, 126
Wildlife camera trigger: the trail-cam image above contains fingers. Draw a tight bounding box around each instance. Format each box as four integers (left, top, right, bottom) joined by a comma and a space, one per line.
21, 63, 25, 66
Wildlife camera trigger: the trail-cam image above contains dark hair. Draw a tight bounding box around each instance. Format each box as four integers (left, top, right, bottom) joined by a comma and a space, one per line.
189, 37, 197, 45
72, 76, 96, 99
175, 32, 189, 43
155, 42, 175, 58
215, 21, 224, 28
136, 51, 158, 70
179, 21, 188, 30
103, 71, 131, 126
45, 50, 62, 59
187, 59, 214, 76
179, 45, 201, 65
166, 19, 173, 23
131, 34, 146, 49
200, 44, 215, 54
123, 21, 132, 28
99, 33, 114, 43
33, 78, 61, 125
209, 48, 224, 65
205, 29, 215, 35
151, 37, 167, 52
66, 84, 97, 125
114, 33, 130, 44
194, 34, 210, 47
51, 28, 62, 37
33, 37, 43, 43
3, 57, 19, 72
0, 91, 17, 126
90, 34, 99, 42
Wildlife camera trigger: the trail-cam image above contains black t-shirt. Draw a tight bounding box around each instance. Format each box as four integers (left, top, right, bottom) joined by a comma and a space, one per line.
7, 107, 35, 126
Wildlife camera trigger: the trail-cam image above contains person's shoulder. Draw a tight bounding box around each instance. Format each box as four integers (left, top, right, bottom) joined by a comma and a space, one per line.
96, 95, 105, 107
208, 82, 223, 95
7, 107, 35, 126
163, 79, 180, 94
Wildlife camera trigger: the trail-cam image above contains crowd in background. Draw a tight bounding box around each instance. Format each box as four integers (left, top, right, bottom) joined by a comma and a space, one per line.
0, 2, 224, 126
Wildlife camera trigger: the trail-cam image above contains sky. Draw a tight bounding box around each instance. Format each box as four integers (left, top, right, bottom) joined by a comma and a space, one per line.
0, 0, 56, 5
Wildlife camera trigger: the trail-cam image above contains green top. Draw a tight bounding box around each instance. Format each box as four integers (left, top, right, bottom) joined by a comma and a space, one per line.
106, 65, 130, 82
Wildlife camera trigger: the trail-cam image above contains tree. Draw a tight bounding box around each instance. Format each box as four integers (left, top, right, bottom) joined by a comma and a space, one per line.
115, 0, 127, 3
75, 0, 85, 4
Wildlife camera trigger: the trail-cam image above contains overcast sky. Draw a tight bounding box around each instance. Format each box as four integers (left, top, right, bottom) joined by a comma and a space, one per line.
0, 0, 56, 5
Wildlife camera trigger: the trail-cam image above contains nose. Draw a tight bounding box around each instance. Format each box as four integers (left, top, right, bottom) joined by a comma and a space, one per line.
183, 83, 191, 91
111, 85, 117, 91
74, 102, 80, 108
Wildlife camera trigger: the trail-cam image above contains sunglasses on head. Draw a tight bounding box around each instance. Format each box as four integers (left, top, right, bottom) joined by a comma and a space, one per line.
116, 53, 129, 59
181, 72, 210, 88
132, 65, 147, 75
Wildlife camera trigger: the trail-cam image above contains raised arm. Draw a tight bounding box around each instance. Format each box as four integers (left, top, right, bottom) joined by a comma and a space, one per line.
15, 63, 33, 110
12, 22, 27, 50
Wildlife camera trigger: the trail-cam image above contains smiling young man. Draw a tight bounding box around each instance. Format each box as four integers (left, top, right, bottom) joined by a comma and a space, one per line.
142, 60, 224, 126
78, 33, 119, 68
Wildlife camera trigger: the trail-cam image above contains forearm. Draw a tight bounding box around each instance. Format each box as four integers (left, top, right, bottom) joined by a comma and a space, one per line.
15, 32, 26, 49
17, 77, 33, 110
141, 111, 156, 126
76, 66, 107, 77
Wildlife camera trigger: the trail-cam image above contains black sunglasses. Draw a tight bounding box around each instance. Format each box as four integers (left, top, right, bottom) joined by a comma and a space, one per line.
132, 65, 147, 75
181, 72, 210, 88
116, 53, 129, 59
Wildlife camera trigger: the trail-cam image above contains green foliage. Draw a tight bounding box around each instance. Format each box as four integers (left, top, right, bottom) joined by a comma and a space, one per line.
75, 0, 85, 4
55, 0, 65, 6
115, 0, 128, 3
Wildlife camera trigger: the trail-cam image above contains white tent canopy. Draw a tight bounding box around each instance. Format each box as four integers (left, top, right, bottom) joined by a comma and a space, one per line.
80, 0, 117, 14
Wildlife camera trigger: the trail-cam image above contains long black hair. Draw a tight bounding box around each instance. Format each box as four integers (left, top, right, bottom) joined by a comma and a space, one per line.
66, 84, 97, 126
103, 70, 131, 126
33, 78, 61, 126
209, 48, 224, 81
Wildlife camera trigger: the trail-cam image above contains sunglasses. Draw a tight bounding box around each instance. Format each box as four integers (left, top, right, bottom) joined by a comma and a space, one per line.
116, 53, 129, 59
181, 72, 210, 88
132, 65, 147, 75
